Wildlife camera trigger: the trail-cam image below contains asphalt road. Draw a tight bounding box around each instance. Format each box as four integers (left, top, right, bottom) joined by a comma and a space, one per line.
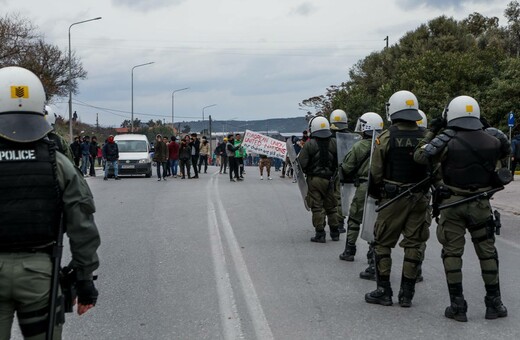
10, 167, 520, 339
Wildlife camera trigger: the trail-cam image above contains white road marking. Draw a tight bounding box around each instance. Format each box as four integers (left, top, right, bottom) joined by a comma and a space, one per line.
207, 179, 244, 339
213, 175, 275, 340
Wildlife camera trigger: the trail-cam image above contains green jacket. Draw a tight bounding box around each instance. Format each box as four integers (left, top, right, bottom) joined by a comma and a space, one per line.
235, 140, 246, 158
48, 131, 74, 164
153, 141, 168, 162
341, 137, 371, 181
298, 137, 338, 178
56, 152, 100, 280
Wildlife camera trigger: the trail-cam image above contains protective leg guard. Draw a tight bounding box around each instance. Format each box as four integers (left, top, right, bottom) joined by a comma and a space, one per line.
339, 242, 356, 261
366, 244, 374, 265
445, 283, 467, 322
416, 263, 424, 283
485, 284, 507, 319
310, 231, 326, 243
365, 278, 393, 306
398, 276, 416, 308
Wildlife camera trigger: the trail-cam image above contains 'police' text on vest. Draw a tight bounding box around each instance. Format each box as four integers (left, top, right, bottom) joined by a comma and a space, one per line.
0, 150, 36, 161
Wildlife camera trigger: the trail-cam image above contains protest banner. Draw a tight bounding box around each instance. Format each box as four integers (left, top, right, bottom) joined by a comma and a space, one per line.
241, 130, 287, 160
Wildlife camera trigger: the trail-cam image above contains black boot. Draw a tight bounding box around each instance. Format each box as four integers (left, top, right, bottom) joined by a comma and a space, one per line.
398, 276, 416, 308
310, 231, 326, 243
338, 220, 346, 234
359, 264, 376, 281
485, 284, 507, 319
365, 279, 393, 306
445, 296, 468, 322
339, 243, 356, 261
330, 228, 340, 241
445, 283, 467, 322
485, 296, 508, 319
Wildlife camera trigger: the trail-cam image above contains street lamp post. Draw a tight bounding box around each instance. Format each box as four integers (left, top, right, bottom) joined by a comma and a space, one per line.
131, 62, 154, 132
172, 87, 189, 136
202, 104, 216, 133
68, 16, 102, 142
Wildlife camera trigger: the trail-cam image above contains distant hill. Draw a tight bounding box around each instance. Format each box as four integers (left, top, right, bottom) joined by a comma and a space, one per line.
175, 116, 308, 135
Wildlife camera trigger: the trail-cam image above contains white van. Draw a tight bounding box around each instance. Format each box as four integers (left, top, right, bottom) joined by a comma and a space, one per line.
111, 134, 152, 177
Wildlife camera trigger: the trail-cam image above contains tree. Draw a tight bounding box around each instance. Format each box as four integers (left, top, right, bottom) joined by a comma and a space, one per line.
301, 7, 520, 132
0, 14, 87, 101
182, 125, 191, 134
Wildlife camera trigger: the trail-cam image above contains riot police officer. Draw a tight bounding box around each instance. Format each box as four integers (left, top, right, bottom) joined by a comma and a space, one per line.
298, 116, 339, 243
339, 112, 383, 268
0, 66, 100, 339
365, 90, 430, 307
414, 95, 511, 322
330, 109, 350, 233
44, 105, 75, 163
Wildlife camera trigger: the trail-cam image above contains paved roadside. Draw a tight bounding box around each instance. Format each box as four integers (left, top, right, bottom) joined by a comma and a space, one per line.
491, 176, 520, 216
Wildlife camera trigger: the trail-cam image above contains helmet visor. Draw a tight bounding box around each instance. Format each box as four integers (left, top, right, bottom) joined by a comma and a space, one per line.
447, 117, 483, 130
0, 112, 52, 142
391, 108, 422, 122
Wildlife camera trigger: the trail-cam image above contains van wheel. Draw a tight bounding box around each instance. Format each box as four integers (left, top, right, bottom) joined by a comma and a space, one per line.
145, 172, 152, 178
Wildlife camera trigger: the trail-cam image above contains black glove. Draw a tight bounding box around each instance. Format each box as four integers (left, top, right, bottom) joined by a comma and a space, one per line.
429, 118, 447, 134
76, 280, 98, 306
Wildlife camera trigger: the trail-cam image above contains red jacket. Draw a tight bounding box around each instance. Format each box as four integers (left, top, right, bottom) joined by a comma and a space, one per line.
168, 141, 179, 160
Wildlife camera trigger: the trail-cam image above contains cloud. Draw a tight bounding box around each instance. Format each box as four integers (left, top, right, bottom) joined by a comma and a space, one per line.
290, 2, 317, 16
396, 0, 492, 10
111, 0, 184, 11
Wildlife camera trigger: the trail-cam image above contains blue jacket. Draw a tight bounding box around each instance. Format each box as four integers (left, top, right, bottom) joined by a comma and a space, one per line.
81, 142, 90, 156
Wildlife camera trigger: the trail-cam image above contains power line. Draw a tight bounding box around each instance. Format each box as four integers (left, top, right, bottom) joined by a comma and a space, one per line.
72, 99, 200, 119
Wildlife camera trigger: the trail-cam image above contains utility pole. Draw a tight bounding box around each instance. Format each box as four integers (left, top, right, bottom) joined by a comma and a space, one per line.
96, 113, 99, 131
209, 115, 213, 163
384, 36, 389, 49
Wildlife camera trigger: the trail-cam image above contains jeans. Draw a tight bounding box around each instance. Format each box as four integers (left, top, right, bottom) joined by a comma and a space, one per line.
170, 159, 179, 176
180, 158, 191, 178
156, 162, 167, 179
81, 154, 89, 175
191, 155, 199, 176
220, 156, 228, 173
229, 157, 239, 180
198, 154, 208, 173
105, 160, 119, 178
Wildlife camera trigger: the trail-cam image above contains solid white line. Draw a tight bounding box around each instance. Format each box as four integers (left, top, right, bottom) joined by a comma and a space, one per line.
207, 179, 244, 339
213, 176, 275, 340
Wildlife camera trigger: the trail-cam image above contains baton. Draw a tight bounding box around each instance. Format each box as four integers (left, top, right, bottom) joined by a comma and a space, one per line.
438, 187, 504, 211
375, 177, 430, 212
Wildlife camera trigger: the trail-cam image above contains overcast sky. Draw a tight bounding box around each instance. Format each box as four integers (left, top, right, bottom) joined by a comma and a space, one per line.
1, 0, 511, 126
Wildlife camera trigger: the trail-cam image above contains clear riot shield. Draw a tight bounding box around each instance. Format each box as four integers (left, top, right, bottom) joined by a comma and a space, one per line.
336, 132, 362, 215
360, 132, 378, 243
286, 140, 310, 211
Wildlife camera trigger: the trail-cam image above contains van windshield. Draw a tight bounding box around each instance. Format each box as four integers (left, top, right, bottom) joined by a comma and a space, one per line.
116, 140, 148, 152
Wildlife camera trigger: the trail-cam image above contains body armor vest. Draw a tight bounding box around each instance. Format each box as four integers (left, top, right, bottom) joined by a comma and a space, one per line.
442, 130, 500, 190
308, 138, 337, 178
385, 125, 427, 184
0, 139, 62, 250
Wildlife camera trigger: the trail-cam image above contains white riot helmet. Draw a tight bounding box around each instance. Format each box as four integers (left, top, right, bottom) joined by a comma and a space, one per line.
355, 112, 384, 135
308, 116, 332, 138
386, 90, 421, 122
44, 105, 56, 126
0, 66, 51, 142
445, 95, 482, 130
416, 110, 427, 128
329, 109, 348, 130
